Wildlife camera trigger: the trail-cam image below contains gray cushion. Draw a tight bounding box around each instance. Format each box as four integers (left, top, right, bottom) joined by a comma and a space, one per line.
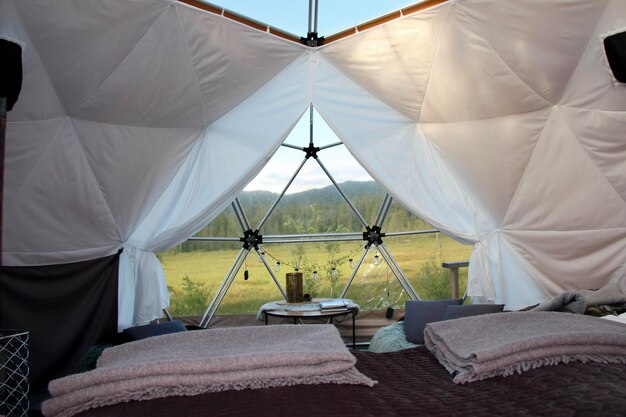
403, 298, 463, 344
442, 304, 504, 320
124, 320, 187, 341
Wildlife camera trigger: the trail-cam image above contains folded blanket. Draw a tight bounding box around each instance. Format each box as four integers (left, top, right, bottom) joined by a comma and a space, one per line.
529, 291, 587, 313
530, 275, 626, 313
43, 325, 375, 417
424, 311, 626, 384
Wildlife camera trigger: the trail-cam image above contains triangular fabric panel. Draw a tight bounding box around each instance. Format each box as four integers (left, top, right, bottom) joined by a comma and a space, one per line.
503, 107, 626, 231
72, 5, 205, 127
71, 119, 203, 238
559, 107, 626, 202
459, 0, 608, 104
560, 0, 626, 110
503, 228, 626, 296
3, 118, 66, 209
177, 2, 306, 125
2, 0, 66, 121
4, 118, 120, 265
319, 5, 447, 121
420, 1, 551, 123
422, 108, 550, 226
118, 54, 310, 328
313, 54, 490, 240
131, 52, 311, 253
13, 0, 167, 114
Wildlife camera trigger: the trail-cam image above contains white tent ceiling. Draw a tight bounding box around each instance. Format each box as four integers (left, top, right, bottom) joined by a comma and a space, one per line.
2, 0, 625, 330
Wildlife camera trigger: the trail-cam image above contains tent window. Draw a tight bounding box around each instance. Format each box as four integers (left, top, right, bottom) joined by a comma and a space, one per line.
162, 106, 471, 326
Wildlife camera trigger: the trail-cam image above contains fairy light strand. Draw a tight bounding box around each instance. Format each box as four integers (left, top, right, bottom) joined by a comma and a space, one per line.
261, 245, 363, 272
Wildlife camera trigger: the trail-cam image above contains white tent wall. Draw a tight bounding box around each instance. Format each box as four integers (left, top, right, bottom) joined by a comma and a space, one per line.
2, 0, 310, 330
316, 0, 626, 307
1, 0, 625, 335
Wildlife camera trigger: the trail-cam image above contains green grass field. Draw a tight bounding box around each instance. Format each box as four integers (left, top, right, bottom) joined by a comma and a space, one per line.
160, 233, 472, 316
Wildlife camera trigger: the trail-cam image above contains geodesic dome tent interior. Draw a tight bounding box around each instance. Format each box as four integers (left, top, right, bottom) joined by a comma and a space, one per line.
0, 0, 625, 392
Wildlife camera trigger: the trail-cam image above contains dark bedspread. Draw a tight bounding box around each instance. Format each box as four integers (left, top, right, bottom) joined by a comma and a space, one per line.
76, 346, 626, 417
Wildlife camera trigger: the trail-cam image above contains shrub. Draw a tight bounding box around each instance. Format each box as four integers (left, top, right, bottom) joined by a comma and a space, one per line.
168, 276, 211, 316
418, 256, 451, 300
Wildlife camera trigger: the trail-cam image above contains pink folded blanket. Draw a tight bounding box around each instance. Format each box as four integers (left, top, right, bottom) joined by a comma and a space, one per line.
424, 311, 626, 384
43, 325, 375, 417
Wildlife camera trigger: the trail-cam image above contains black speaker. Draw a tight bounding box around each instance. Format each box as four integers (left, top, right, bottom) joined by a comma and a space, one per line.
0, 39, 23, 111
604, 31, 626, 83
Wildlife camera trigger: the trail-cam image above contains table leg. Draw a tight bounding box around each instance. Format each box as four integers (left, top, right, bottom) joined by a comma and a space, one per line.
352, 311, 356, 350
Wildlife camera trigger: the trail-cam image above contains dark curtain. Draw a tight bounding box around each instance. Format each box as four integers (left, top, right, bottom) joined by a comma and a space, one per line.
0, 39, 23, 110
0, 252, 120, 394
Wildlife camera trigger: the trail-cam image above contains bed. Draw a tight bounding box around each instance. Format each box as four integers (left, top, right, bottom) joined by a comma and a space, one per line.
70, 346, 626, 417
44, 313, 626, 417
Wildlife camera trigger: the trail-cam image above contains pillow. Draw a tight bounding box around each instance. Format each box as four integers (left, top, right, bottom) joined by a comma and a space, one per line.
124, 320, 187, 341
403, 298, 463, 344
442, 304, 504, 320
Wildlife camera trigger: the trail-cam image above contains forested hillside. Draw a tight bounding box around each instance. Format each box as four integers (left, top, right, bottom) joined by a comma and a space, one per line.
181, 181, 434, 252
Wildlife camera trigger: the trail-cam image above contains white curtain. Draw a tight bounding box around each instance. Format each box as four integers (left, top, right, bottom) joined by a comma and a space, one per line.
315, 0, 626, 308
3, 0, 311, 330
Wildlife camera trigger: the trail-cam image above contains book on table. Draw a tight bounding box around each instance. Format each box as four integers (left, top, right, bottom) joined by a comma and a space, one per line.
319, 299, 348, 310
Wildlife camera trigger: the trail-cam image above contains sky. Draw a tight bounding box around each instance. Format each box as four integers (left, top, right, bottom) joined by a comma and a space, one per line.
207, 0, 419, 193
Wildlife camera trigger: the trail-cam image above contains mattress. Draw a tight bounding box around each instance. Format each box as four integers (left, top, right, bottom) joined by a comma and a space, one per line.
75, 346, 626, 417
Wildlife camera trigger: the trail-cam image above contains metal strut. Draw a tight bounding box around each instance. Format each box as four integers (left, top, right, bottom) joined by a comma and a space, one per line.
197, 102, 426, 325
302, 0, 324, 46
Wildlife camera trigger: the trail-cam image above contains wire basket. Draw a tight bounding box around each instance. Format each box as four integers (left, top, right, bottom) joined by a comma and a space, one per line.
0, 330, 29, 417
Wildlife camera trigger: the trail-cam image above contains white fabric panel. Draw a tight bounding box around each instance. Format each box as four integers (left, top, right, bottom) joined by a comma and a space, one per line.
313, 54, 491, 241
458, 0, 608, 104
490, 233, 552, 309
117, 53, 310, 329
4, 118, 121, 265
316, 0, 624, 309
422, 109, 550, 226
71, 119, 203, 238
467, 233, 499, 301
1, 0, 65, 122
73, 4, 205, 128
503, 107, 626, 231
559, 107, 626, 201
13, 0, 167, 114
134, 53, 311, 253
3, 119, 65, 210
118, 247, 169, 331
319, 5, 447, 121
177, 2, 307, 125
420, 1, 551, 123
560, 0, 626, 110
469, 231, 550, 307
3, 0, 310, 330
0, 0, 26, 50
504, 229, 626, 298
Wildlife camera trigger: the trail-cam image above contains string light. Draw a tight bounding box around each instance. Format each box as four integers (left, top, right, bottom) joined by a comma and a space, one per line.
274, 261, 281, 272
373, 253, 381, 266
330, 267, 339, 279
313, 271, 320, 281
262, 245, 362, 271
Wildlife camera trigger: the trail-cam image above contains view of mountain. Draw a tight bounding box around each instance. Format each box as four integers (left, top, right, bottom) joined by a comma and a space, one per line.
185, 181, 432, 251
